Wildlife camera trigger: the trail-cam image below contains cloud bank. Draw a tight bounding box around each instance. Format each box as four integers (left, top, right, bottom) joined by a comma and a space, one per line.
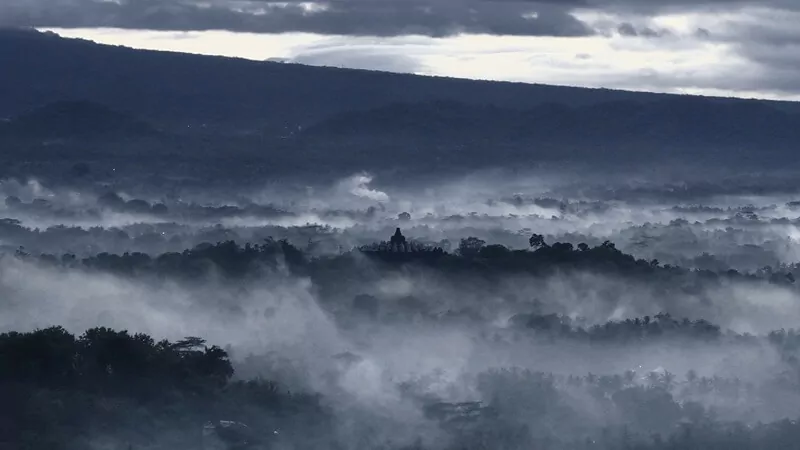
2, 0, 592, 37
2, 0, 799, 38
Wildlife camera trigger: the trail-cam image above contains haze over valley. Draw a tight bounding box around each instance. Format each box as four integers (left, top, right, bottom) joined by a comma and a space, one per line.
4, 26, 800, 450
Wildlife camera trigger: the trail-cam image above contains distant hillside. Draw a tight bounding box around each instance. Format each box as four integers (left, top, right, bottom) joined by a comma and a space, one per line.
301, 98, 799, 148
0, 100, 157, 140
1, 28, 799, 178
287, 97, 800, 170
2, 28, 798, 135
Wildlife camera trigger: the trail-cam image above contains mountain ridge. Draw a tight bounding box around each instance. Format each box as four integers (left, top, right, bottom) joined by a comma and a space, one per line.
3, 27, 799, 135
2, 27, 799, 177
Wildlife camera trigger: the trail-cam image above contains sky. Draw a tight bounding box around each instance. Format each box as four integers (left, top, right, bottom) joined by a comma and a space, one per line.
3, 1, 799, 100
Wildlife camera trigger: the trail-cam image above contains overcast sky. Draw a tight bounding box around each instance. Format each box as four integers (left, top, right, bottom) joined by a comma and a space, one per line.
4, 0, 798, 100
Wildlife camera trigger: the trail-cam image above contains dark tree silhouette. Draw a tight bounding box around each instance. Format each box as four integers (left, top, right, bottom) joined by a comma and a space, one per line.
458, 237, 486, 257
529, 234, 546, 249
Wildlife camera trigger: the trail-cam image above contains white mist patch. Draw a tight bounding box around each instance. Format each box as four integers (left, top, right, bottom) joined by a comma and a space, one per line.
0, 178, 52, 202
0, 178, 94, 211
338, 173, 390, 203
0, 257, 345, 359
219, 213, 360, 230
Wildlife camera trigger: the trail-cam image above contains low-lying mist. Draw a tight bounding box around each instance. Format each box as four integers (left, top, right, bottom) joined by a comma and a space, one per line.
6, 168, 800, 449
5, 170, 800, 269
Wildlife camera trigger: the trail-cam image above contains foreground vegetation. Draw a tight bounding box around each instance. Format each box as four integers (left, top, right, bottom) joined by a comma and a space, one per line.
4, 323, 800, 450
4, 234, 800, 449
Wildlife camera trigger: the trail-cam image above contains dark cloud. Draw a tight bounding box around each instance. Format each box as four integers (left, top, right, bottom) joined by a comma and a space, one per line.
693, 9, 800, 95
727, 43, 800, 94
3, 0, 799, 40
0, 0, 592, 37
695, 28, 712, 39
616, 22, 671, 38
539, 0, 800, 14
3, 0, 800, 39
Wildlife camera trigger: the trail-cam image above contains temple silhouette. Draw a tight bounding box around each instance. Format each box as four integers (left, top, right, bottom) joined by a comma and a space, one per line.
358, 227, 444, 255
390, 228, 408, 252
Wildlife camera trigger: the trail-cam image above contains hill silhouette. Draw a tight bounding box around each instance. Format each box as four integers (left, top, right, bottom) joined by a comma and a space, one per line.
0, 100, 157, 140
303, 97, 800, 141
2, 27, 800, 175
3, 28, 799, 132
295, 98, 800, 167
